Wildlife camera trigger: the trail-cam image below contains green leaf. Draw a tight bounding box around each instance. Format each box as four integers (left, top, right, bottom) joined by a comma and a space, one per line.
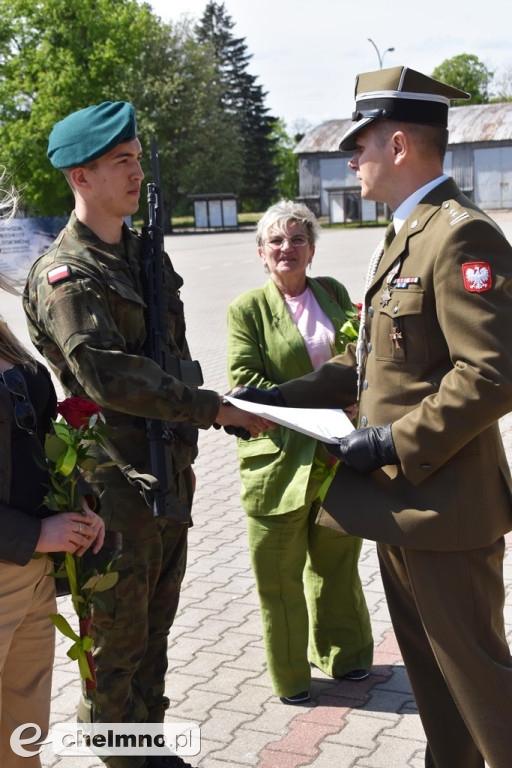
92, 572, 119, 592
56, 445, 78, 476
78, 457, 98, 473
53, 422, 74, 442
45, 433, 67, 462
64, 552, 78, 596
50, 613, 79, 641
82, 574, 102, 590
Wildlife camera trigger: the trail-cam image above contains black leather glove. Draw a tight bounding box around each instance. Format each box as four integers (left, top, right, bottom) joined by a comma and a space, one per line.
212, 422, 252, 441
327, 424, 398, 474
229, 385, 287, 407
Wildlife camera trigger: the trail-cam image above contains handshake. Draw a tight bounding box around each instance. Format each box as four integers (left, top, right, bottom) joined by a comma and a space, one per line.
215, 386, 398, 474
213, 385, 284, 441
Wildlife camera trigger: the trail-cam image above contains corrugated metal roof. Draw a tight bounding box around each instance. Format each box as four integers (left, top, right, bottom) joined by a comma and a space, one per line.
295, 103, 512, 153
295, 119, 353, 153
447, 103, 512, 143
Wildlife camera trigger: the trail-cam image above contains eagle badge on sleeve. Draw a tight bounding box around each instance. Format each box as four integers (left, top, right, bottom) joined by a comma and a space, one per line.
462, 262, 492, 293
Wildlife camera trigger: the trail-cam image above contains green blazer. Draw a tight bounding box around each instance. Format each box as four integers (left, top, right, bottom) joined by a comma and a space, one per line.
227, 276, 353, 516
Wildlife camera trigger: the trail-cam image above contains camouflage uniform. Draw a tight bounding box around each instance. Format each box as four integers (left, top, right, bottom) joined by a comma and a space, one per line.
23, 213, 220, 768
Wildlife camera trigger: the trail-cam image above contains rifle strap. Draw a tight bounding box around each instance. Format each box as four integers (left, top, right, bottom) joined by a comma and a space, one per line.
101, 436, 159, 507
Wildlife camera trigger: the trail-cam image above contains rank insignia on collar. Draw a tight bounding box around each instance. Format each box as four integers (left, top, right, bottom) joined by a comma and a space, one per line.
47, 264, 72, 285
462, 262, 492, 293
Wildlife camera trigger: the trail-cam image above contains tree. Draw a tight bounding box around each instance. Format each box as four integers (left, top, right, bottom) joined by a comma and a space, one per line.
431, 54, 493, 105
126, 15, 244, 221
0, 0, 157, 213
0, 0, 234, 219
196, 1, 277, 210
271, 119, 299, 201
490, 65, 512, 102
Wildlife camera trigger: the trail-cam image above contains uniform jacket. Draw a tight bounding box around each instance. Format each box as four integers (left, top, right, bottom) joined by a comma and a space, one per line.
280, 178, 512, 550
228, 276, 353, 516
23, 213, 220, 497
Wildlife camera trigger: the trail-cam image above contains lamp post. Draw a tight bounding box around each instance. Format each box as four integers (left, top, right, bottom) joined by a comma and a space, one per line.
367, 38, 395, 69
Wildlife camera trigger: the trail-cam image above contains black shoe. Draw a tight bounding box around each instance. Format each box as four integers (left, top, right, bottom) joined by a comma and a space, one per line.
279, 690, 311, 704
146, 756, 198, 768
341, 669, 370, 681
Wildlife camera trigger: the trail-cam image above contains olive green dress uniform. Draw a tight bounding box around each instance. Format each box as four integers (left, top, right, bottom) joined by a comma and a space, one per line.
280, 179, 512, 767
23, 214, 219, 766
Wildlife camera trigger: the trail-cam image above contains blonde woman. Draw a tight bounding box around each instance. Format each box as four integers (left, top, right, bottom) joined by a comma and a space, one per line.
0, 174, 104, 767
228, 201, 373, 704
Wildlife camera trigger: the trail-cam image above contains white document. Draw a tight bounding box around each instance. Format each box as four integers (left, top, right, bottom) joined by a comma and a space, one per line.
224, 396, 354, 443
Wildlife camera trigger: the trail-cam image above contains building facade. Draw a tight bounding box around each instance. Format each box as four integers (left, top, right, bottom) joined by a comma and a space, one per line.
295, 104, 512, 221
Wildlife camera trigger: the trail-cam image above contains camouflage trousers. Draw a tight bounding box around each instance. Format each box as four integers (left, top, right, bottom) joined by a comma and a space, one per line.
77, 478, 189, 768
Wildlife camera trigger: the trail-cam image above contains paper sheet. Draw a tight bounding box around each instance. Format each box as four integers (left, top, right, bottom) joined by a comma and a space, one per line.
224, 396, 354, 443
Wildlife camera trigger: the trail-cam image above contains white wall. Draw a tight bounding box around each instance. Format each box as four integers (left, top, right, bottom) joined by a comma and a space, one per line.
474, 147, 512, 209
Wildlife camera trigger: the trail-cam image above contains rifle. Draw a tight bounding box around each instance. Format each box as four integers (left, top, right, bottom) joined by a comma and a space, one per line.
140, 139, 203, 522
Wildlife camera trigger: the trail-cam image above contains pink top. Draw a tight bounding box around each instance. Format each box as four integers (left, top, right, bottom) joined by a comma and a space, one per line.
284, 286, 335, 370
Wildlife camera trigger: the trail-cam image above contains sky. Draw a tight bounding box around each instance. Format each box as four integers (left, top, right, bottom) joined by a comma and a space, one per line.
148, 0, 512, 132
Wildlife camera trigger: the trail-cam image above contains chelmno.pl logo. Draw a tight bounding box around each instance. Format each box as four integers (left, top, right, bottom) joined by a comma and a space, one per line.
10, 722, 201, 758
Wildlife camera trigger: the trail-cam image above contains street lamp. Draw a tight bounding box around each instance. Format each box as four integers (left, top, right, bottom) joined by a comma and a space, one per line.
367, 38, 395, 69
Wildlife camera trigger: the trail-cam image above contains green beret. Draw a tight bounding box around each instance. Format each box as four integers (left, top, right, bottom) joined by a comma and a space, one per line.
339, 66, 470, 151
48, 101, 137, 169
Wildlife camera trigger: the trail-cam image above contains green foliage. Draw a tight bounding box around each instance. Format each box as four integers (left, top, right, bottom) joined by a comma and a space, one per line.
0, 0, 279, 216
432, 54, 493, 105
196, 1, 277, 210
0, 0, 160, 213
270, 119, 299, 201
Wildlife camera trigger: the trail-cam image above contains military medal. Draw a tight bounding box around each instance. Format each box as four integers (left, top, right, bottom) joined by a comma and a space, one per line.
380, 258, 401, 307
389, 325, 403, 348
380, 288, 391, 306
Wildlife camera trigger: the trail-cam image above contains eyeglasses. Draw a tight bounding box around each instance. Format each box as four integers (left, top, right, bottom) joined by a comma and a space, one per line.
1, 367, 37, 433
265, 234, 309, 250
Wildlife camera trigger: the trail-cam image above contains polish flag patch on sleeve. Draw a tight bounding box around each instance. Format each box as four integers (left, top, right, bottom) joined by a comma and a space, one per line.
462, 262, 492, 293
47, 264, 72, 285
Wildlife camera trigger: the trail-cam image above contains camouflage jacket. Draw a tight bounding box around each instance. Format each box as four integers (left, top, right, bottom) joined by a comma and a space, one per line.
23, 213, 220, 482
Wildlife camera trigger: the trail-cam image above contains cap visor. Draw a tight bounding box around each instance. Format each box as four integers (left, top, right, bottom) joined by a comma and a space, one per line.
338, 117, 374, 151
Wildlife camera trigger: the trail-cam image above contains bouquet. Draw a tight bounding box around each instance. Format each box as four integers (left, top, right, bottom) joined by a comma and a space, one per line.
338, 302, 362, 353
43, 397, 119, 701
315, 302, 363, 499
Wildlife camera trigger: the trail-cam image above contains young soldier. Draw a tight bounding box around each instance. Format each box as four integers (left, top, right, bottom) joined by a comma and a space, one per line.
23, 101, 269, 768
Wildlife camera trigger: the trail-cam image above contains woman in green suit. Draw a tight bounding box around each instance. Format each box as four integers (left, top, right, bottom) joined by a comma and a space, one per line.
227, 200, 373, 704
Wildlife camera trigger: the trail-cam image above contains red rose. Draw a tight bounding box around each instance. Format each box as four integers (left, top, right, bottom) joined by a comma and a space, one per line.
56, 397, 102, 429
354, 302, 363, 321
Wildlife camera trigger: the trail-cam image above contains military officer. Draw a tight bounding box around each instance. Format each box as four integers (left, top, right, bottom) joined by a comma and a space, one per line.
233, 67, 512, 768
23, 101, 270, 768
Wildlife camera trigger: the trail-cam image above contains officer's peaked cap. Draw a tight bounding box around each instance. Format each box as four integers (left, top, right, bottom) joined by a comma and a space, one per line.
339, 66, 470, 151
48, 101, 137, 169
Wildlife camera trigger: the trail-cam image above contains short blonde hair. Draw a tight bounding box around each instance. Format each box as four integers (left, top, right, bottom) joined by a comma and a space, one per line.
256, 199, 320, 247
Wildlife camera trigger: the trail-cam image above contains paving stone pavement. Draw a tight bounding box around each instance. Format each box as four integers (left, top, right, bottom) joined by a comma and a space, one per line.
4, 215, 512, 768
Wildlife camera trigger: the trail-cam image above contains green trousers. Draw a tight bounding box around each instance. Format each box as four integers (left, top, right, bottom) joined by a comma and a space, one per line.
247, 490, 374, 698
